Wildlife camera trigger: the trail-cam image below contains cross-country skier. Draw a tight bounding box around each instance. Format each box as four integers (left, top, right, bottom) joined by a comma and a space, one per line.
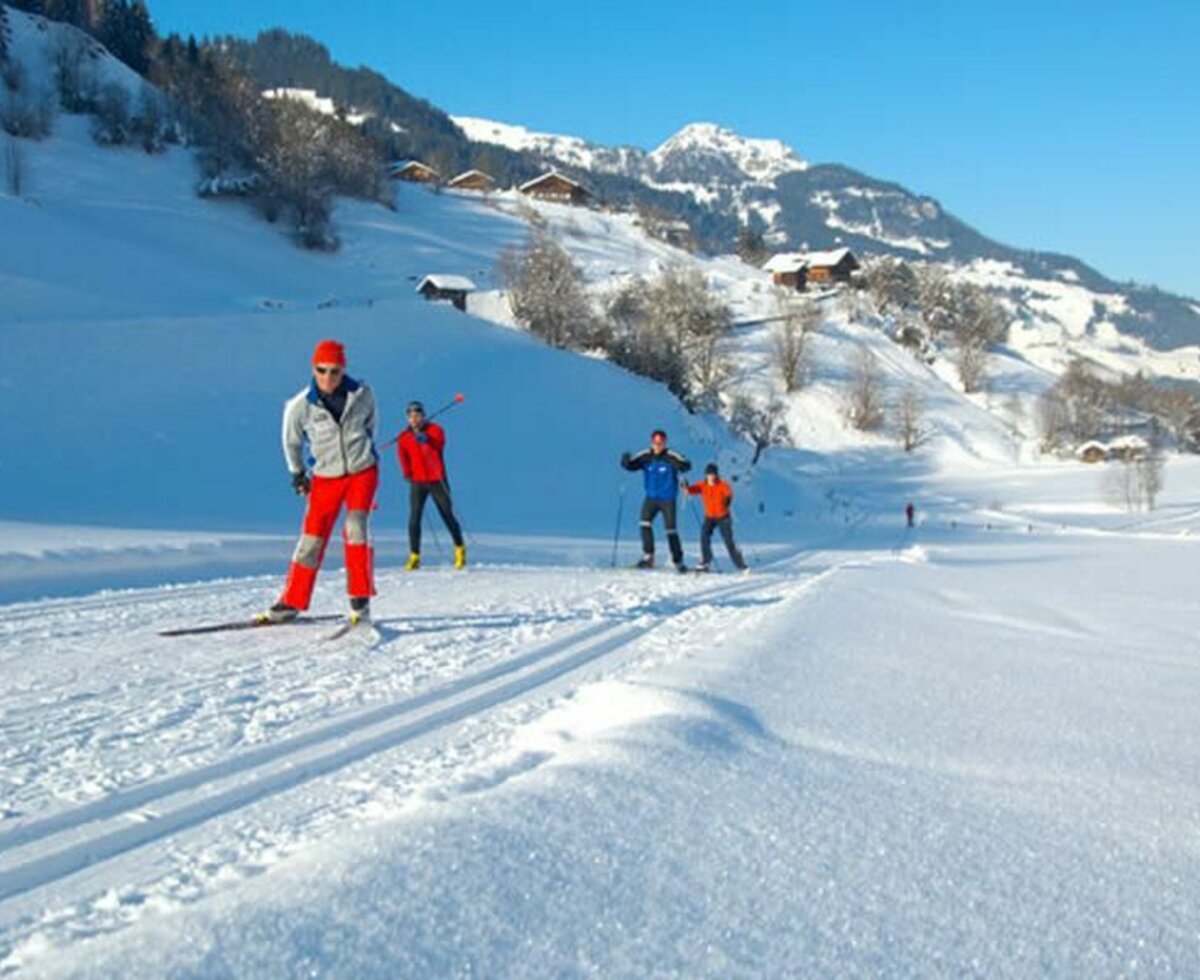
265, 339, 378, 625
685, 463, 747, 572
621, 429, 691, 571
397, 400, 466, 570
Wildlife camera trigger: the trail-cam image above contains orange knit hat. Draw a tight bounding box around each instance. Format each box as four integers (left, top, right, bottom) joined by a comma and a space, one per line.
312, 339, 346, 366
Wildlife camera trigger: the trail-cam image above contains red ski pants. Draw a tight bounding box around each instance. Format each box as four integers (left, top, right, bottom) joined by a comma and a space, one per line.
280, 465, 378, 610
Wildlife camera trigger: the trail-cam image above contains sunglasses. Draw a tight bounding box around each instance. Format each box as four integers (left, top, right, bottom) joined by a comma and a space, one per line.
314, 365, 343, 376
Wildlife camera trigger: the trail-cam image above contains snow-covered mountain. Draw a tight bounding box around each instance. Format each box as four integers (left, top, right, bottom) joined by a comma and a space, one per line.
456, 113, 1200, 352
454, 116, 806, 189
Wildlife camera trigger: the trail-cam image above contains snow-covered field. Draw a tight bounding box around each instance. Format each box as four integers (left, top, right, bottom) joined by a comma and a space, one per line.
3, 474, 1200, 976
4, 36, 1200, 973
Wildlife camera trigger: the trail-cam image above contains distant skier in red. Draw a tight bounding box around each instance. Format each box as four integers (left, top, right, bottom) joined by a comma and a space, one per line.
265, 340, 378, 625
398, 400, 466, 570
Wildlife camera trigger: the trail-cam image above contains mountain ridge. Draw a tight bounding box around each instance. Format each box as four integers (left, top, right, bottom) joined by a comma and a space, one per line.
453, 111, 1199, 350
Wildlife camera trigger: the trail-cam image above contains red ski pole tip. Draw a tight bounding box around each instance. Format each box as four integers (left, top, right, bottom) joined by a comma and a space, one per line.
454, 393, 465, 402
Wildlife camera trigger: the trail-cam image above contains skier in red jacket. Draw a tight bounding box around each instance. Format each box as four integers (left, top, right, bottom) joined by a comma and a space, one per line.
397, 400, 465, 570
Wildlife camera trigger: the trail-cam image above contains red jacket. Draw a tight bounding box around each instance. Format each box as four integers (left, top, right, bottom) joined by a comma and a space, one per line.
398, 422, 448, 483
686, 478, 733, 519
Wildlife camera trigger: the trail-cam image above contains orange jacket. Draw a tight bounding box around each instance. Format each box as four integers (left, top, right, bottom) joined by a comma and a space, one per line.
686, 478, 733, 519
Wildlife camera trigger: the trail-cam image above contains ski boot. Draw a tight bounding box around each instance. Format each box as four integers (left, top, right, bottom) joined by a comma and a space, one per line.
694, 562, 711, 574
348, 596, 371, 626
454, 545, 467, 570
635, 554, 654, 570
404, 552, 421, 571
258, 602, 299, 624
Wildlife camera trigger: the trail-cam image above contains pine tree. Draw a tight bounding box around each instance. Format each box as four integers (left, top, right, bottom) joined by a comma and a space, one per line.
0, 6, 9, 65
98, 0, 155, 76
47, 0, 89, 28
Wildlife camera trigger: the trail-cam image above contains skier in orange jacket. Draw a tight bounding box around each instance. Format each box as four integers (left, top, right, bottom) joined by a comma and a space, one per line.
684, 463, 747, 572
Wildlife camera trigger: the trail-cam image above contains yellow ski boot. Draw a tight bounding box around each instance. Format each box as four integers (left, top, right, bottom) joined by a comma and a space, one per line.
454, 545, 466, 570
404, 552, 421, 571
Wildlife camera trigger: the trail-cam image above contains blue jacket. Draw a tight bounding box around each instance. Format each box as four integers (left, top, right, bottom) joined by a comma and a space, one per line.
622, 447, 691, 501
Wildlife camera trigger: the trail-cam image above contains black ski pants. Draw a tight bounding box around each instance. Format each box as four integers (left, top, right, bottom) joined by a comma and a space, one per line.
640, 498, 684, 565
409, 480, 464, 554
700, 516, 746, 569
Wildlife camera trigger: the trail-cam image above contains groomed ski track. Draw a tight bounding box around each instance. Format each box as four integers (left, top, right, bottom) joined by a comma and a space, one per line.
0, 544, 860, 961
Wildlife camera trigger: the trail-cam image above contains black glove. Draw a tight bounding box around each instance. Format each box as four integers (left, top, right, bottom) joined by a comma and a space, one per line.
291, 471, 311, 496
620, 451, 631, 468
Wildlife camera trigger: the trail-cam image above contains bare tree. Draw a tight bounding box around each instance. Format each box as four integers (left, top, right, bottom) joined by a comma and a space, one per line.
771, 291, 819, 392
53, 33, 95, 113
90, 82, 131, 145
642, 264, 732, 411
499, 231, 597, 349
604, 278, 687, 397
1105, 449, 1165, 512
3, 135, 22, 197
956, 336, 989, 393
1140, 449, 1165, 509
132, 87, 167, 153
845, 346, 885, 431
730, 395, 790, 464
863, 256, 920, 314
1, 63, 54, 139
1155, 388, 1199, 450
915, 265, 958, 339
894, 384, 927, 452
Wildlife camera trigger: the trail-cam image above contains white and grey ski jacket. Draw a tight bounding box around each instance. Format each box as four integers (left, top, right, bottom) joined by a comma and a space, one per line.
282, 377, 378, 478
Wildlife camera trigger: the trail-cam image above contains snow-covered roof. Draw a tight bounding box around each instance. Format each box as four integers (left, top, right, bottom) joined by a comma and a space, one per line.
519, 170, 589, 194
448, 170, 495, 185
801, 247, 856, 268
417, 275, 478, 293
1075, 440, 1108, 455
764, 253, 807, 274
391, 160, 440, 175
1108, 435, 1148, 449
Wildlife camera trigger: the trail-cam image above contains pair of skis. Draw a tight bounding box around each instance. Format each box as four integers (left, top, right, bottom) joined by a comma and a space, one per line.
159, 613, 377, 644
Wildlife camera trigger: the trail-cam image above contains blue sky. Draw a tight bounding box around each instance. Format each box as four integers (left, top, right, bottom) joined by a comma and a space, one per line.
148, 0, 1199, 298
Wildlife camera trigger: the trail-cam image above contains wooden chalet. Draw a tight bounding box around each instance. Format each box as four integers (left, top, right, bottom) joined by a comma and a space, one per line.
802, 247, 860, 285
416, 274, 477, 312
1108, 434, 1150, 461
518, 170, 592, 206
447, 169, 496, 193
390, 160, 441, 184
1075, 441, 1108, 464
763, 253, 808, 291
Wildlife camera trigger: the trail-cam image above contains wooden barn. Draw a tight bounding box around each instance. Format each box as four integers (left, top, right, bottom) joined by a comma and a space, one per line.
447, 169, 496, 193
519, 170, 592, 206
802, 247, 860, 285
416, 274, 477, 312
390, 161, 441, 185
1075, 441, 1108, 464
763, 253, 809, 291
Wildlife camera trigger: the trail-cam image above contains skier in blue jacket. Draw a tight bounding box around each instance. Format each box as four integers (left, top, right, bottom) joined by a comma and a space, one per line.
621, 429, 692, 571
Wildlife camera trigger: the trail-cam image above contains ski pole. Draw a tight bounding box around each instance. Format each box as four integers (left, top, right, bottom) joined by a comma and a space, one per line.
611, 483, 626, 568
380, 393, 466, 451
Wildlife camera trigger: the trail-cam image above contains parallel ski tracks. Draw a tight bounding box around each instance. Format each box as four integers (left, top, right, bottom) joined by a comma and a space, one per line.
0, 570, 785, 911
